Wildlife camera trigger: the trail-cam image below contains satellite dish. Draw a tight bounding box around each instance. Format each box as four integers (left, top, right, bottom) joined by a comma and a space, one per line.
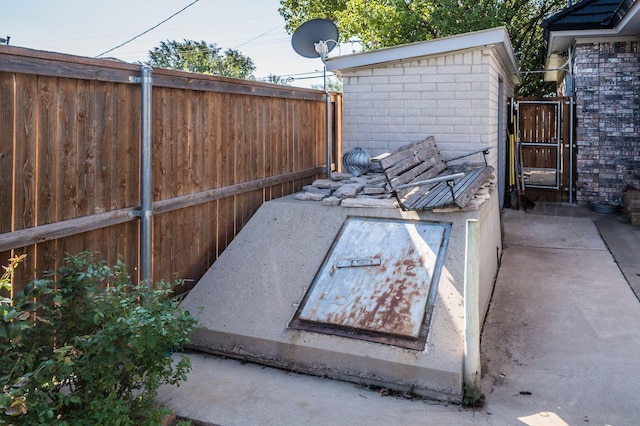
291, 19, 339, 59
291, 19, 339, 179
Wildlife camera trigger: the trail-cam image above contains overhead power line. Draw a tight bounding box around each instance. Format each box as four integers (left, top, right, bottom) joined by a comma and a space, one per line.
95, 0, 200, 58
233, 26, 281, 49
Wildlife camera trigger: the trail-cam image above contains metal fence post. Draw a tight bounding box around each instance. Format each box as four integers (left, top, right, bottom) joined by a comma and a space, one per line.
140, 66, 153, 287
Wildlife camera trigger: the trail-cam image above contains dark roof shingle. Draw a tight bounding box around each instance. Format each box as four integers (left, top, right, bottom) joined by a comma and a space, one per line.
542, 0, 635, 31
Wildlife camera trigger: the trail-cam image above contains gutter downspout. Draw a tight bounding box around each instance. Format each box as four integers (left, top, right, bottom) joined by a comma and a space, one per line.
140, 66, 153, 286
323, 65, 332, 179
568, 47, 575, 205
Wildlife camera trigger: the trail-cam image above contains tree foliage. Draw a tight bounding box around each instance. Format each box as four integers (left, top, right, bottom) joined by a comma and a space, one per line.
145, 39, 256, 80
266, 74, 294, 85
312, 76, 343, 92
279, 0, 567, 96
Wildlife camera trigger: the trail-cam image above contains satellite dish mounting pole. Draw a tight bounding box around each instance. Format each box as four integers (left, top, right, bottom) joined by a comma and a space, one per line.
291, 19, 339, 180
322, 59, 332, 179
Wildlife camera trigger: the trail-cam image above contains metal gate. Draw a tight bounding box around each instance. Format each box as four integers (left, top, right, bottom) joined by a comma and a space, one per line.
510, 98, 575, 203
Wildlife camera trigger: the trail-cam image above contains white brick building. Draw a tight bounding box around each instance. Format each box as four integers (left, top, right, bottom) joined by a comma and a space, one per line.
326, 27, 520, 204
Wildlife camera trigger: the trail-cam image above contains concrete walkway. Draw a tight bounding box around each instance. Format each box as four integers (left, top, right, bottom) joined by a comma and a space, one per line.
158, 206, 640, 425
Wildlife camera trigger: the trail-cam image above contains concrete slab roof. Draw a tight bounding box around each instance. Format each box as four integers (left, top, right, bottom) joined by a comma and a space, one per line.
324, 27, 519, 82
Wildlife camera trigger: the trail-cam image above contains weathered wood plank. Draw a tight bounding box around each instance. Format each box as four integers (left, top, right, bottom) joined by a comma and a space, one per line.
59, 77, 78, 228
235, 95, 250, 231
413, 181, 453, 209
379, 136, 437, 168
382, 137, 446, 187
75, 79, 90, 216
381, 136, 492, 211
36, 76, 58, 226
218, 197, 235, 257
90, 81, 107, 215
190, 91, 205, 192
125, 83, 140, 207
399, 167, 494, 210
14, 73, 37, 232
0, 207, 136, 252
0, 46, 139, 83
387, 158, 446, 188
0, 46, 326, 101
171, 87, 186, 197
0, 72, 15, 234
450, 167, 493, 208
75, 80, 96, 257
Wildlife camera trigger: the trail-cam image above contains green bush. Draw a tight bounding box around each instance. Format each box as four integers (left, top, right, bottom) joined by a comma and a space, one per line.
1, 252, 197, 425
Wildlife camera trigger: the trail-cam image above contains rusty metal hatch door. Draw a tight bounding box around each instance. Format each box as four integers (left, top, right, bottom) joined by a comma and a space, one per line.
289, 216, 451, 350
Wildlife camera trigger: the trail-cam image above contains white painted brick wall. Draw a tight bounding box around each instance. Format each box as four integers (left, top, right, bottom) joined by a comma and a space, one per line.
339, 46, 515, 170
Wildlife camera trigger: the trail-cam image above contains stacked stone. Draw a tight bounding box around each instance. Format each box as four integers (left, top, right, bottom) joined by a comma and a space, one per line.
623, 190, 640, 226
294, 172, 398, 209
294, 171, 495, 211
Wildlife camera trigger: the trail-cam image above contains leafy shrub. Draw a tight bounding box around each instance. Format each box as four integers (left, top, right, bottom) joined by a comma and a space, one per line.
1, 252, 197, 425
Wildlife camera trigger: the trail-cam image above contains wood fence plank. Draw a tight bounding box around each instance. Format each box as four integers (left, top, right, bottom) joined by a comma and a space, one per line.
115, 83, 128, 209
173, 88, 186, 197
0, 72, 15, 234
155, 88, 170, 201
285, 101, 294, 174
77, 79, 96, 253
190, 94, 205, 281
35, 77, 60, 274
221, 93, 236, 187
101, 82, 119, 267
76, 79, 90, 216
190, 91, 204, 192
202, 92, 218, 266
0, 207, 137, 252
167, 88, 179, 197
125, 83, 140, 207
234, 95, 247, 232
91, 81, 108, 216
14, 73, 37, 232
58, 78, 78, 229
105, 82, 118, 211
218, 196, 235, 258
267, 97, 282, 200
39, 76, 58, 225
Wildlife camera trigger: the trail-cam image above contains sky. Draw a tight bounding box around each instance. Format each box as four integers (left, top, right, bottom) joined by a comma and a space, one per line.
2, 0, 350, 88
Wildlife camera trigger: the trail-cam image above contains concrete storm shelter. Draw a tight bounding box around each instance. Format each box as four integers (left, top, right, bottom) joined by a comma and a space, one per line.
181, 27, 520, 402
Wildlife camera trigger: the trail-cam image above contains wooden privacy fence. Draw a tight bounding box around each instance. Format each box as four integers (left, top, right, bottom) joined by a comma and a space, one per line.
0, 45, 342, 296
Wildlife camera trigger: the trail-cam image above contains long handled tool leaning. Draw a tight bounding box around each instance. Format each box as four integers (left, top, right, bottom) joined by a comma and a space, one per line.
516, 137, 528, 211
506, 123, 518, 209
515, 132, 535, 211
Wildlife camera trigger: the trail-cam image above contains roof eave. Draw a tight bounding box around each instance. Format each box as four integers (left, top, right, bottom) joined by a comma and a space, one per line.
325, 27, 520, 84
545, 0, 640, 56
